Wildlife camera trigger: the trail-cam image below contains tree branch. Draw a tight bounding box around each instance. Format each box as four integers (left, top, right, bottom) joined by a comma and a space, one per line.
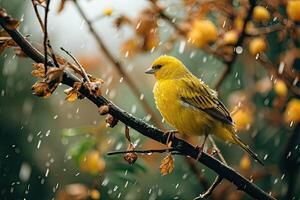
0, 10, 276, 200
107, 148, 180, 156
214, 0, 257, 90
43, 0, 50, 73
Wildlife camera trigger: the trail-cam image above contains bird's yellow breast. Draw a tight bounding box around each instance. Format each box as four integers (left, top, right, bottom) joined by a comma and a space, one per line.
153, 79, 218, 136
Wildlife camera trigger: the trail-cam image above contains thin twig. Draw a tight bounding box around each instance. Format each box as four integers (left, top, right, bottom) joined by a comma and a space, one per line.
0, 17, 277, 199
149, 0, 186, 35
258, 54, 300, 97
247, 23, 285, 36
194, 176, 223, 200
60, 47, 90, 82
43, 0, 50, 73
107, 148, 178, 156
31, 0, 45, 33
209, 135, 227, 165
72, 0, 162, 127
214, 0, 257, 90
47, 41, 59, 67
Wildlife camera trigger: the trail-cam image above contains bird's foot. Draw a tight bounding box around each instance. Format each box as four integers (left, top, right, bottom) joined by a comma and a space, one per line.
164, 130, 178, 147
195, 135, 208, 160
195, 145, 204, 161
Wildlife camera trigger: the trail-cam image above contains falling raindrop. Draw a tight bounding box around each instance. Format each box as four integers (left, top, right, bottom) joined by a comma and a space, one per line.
263, 154, 268, 160
190, 51, 195, 58
255, 53, 260, 60
235, 46, 243, 54
222, 20, 226, 28
27, 134, 33, 143
278, 62, 285, 74
131, 105, 137, 114
102, 178, 109, 186
115, 142, 123, 150
119, 77, 124, 83
46, 130, 50, 137
287, 151, 292, 158
179, 41, 185, 54
19, 163, 31, 182
37, 140, 41, 149
79, 20, 85, 30
45, 168, 49, 177
140, 94, 144, 100
113, 185, 118, 192
293, 77, 298, 86
182, 173, 188, 179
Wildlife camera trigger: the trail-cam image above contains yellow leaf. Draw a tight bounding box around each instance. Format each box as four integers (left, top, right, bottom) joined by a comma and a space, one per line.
80, 151, 106, 174
240, 154, 251, 171
160, 153, 174, 176
65, 89, 79, 102
284, 98, 300, 124
90, 189, 101, 200
103, 8, 113, 16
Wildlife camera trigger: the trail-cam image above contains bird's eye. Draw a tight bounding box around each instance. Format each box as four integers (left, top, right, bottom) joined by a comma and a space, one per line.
153, 64, 162, 70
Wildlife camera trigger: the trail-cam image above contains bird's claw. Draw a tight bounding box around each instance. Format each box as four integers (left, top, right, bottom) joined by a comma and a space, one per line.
195, 145, 204, 161
164, 130, 178, 147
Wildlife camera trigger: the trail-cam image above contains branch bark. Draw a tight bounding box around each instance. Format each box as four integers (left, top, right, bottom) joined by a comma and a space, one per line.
0, 12, 276, 200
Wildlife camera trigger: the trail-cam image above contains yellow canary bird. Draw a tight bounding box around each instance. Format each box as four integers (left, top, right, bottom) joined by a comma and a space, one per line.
145, 55, 263, 165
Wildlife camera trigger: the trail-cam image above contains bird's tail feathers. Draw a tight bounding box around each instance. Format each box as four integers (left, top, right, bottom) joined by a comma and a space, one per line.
232, 135, 264, 165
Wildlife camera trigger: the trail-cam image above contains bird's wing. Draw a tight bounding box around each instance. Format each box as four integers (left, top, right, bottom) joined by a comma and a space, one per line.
180, 76, 233, 125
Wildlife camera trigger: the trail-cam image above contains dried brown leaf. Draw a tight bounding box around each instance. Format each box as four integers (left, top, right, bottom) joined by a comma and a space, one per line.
124, 143, 138, 165
121, 38, 139, 57
160, 153, 174, 176
31, 81, 52, 98
57, 0, 67, 13
98, 105, 109, 115
84, 78, 104, 97
105, 114, 118, 128
45, 67, 64, 85
114, 15, 132, 29
125, 126, 131, 142
0, 33, 18, 54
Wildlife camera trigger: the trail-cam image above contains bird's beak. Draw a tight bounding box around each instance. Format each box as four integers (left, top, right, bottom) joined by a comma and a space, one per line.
145, 67, 156, 74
